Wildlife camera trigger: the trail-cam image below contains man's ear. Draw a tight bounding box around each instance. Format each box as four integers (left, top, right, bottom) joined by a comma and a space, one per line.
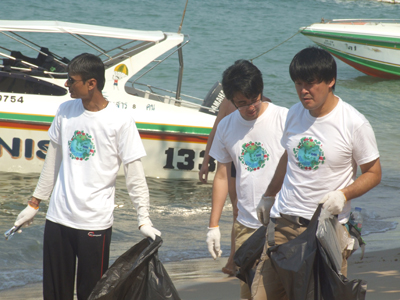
328, 78, 336, 89
87, 78, 98, 91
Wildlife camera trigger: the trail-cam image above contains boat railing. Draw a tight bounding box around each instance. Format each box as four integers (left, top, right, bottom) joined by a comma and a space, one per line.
126, 81, 218, 113
0, 63, 67, 77
0, 44, 69, 78
129, 38, 190, 93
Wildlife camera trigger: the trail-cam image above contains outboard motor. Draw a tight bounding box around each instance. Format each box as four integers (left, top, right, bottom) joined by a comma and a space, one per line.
199, 81, 225, 116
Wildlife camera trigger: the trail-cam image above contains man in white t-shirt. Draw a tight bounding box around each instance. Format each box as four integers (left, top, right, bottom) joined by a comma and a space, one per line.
253, 47, 382, 300
13, 53, 160, 300
206, 60, 288, 300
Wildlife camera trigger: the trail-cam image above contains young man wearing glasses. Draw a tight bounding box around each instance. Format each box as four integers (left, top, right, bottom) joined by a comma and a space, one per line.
206, 60, 288, 300
13, 53, 160, 300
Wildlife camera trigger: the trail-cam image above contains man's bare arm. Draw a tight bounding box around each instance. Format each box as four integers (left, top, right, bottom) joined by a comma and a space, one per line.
341, 158, 382, 201
209, 162, 230, 227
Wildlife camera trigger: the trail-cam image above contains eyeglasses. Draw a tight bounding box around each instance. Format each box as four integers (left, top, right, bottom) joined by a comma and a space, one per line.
67, 76, 83, 85
234, 98, 262, 111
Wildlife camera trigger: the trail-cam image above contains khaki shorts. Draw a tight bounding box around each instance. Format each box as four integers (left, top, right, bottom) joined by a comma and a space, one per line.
234, 220, 258, 299
251, 217, 352, 300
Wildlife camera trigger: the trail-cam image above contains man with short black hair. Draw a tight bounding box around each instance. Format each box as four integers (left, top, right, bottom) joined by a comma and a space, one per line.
206, 59, 288, 299
14, 53, 160, 300
253, 47, 381, 300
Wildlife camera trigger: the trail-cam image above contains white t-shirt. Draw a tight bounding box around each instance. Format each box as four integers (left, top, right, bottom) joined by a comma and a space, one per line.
46, 99, 146, 230
270, 97, 379, 223
210, 103, 288, 229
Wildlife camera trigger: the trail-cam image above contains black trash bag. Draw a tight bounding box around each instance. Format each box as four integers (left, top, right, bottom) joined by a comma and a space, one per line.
267, 204, 367, 300
267, 207, 320, 300
318, 239, 367, 300
88, 236, 181, 300
234, 225, 267, 286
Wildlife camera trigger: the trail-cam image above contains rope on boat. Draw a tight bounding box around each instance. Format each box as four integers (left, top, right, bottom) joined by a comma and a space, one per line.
249, 26, 310, 63
178, 0, 189, 34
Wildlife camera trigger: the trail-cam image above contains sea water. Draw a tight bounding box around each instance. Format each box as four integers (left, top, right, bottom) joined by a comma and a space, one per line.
1, 0, 400, 290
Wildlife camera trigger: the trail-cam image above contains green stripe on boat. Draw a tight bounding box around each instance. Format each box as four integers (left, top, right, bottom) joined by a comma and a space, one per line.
0, 112, 54, 123
301, 30, 400, 49
136, 123, 211, 135
0, 112, 212, 135
316, 43, 400, 77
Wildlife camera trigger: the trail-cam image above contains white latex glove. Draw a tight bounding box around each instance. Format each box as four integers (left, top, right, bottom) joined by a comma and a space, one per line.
319, 191, 346, 215
206, 226, 222, 259
15, 204, 39, 228
140, 224, 161, 240
256, 195, 275, 225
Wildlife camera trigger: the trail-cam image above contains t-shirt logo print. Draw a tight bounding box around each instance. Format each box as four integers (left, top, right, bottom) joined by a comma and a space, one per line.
68, 130, 96, 161
239, 141, 269, 172
293, 137, 325, 170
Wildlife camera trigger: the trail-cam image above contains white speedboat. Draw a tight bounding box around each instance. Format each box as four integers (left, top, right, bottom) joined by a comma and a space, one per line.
0, 20, 222, 179
300, 19, 400, 79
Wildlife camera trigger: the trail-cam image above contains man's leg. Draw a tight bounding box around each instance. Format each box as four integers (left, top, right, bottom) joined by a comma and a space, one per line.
223, 213, 238, 276
76, 227, 112, 300
234, 220, 257, 300
43, 220, 76, 300
252, 218, 308, 300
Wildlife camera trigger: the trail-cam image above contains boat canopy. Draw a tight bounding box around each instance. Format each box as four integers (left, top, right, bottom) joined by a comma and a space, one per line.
0, 20, 165, 42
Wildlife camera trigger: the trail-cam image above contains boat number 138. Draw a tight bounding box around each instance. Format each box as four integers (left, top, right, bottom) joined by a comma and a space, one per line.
163, 147, 215, 171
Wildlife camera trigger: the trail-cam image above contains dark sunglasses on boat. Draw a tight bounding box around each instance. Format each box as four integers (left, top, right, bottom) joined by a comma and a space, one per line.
67, 76, 83, 85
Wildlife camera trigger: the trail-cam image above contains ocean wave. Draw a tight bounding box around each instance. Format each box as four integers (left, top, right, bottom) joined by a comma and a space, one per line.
362, 220, 398, 236
0, 269, 42, 291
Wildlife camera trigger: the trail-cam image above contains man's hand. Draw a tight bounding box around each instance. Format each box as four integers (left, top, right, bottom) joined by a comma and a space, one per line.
206, 226, 222, 259
319, 191, 346, 215
256, 196, 275, 225
15, 204, 39, 228
140, 224, 161, 240
199, 163, 209, 183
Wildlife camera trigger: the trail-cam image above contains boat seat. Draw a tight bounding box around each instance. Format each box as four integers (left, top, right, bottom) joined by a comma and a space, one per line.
2, 48, 68, 74
3, 51, 39, 68
36, 47, 67, 73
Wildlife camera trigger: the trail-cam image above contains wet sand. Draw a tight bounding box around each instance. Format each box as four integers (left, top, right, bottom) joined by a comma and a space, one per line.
0, 248, 399, 300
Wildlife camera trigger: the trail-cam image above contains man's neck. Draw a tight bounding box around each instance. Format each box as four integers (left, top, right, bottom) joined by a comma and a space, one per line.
257, 101, 269, 117
309, 94, 338, 118
82, 93, 108, 112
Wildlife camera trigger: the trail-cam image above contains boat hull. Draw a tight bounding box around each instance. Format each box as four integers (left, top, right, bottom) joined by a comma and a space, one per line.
301, 20, 400, 79
0, 88, 216, 179
0, 122, 214, 179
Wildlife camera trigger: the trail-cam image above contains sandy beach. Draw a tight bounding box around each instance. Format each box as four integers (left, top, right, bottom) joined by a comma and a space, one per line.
0, 247, 399, 300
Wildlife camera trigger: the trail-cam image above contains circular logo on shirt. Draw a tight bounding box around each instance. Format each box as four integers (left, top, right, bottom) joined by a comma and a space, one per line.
68, 130, 96, 161
239, 141, 269, 172
293, 137, 325, 170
